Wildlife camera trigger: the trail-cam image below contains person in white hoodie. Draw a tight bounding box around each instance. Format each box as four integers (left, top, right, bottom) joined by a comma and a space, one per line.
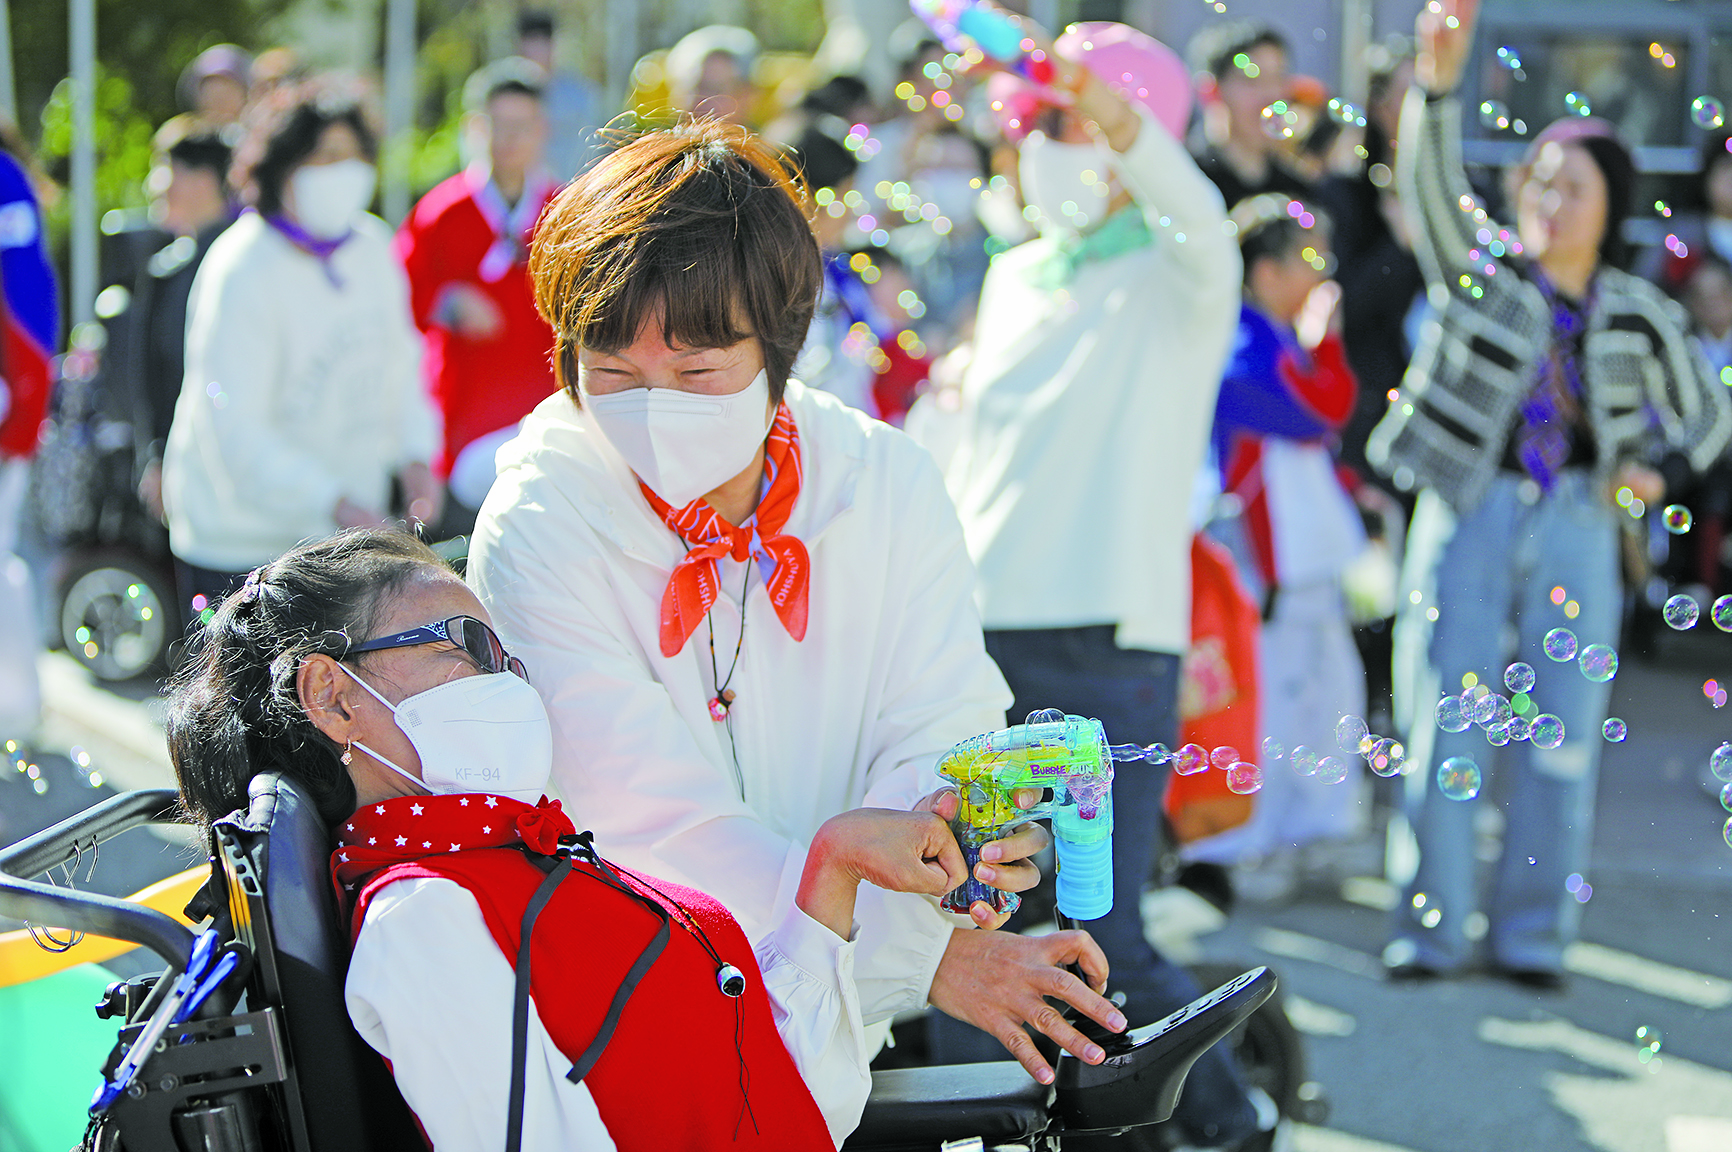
162, 78, 441, 623
467, 117, 1130, 1092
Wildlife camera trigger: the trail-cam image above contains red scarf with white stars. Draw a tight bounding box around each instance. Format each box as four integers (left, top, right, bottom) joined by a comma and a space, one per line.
328, 793, 834, 1150
638, 402, 810, 658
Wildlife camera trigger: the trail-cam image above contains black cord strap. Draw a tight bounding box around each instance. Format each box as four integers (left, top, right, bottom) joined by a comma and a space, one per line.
506, 852, 574, 1152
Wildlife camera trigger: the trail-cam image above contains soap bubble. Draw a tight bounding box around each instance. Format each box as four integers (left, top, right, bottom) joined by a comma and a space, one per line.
1663, 594, 1700, 630
1260, 101, 1299, 139
1173, 743, 1210, 775
1565, 91, 1591, 116
1711, 742, 1732, 783
1505, 716, 1532, 741
1211, 745, 1241, 771
1026, 708, 1066, 726
1721, 781, 1732, 813
1367, 737, 1406, 777
1486, 722, 1512, 747
1316, 755, 1350, 785
1544, 628, 1578, 661
1602, 717, 1627, 742
1504, 662, 1536, 694
1290, 745, 1320, 777
1226, 762, 1264, 794
1478, 99, 1511, 130
1714, 596, 1732, 631
1692, 95, 1726, 129
1578, 644, 1619, 682
1435, 696, 1472, 733
1530, 714, 1566, 749
1662, 504, 1694, 533
1496, 46, 1522, 71
1437, 756, 1482, 800
1335, 714, 1371, 754
1473, 692, 1513, 727
1724, 816, 1732, 850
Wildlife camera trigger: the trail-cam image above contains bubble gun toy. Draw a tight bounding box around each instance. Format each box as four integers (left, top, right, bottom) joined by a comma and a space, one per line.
909, 0, 1057, 85
936, 710, 1171, 921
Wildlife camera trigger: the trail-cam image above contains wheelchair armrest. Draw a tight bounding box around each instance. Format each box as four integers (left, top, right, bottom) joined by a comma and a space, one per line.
843, 1061, 1050, 1151
0, 788, 195, 968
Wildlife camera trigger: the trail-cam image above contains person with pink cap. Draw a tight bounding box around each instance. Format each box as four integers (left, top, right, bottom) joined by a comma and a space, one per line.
1370, 0, 1731, 987
943, 17, 1271, 1150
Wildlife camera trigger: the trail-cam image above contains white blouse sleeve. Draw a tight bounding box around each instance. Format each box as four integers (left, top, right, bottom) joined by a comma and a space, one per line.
753, 857, 872, 1147
345, 876, 618, 1152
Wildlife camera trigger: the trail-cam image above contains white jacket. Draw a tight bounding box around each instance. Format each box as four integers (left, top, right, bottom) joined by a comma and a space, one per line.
467, 380, 1011, 1029
945, 106, 1241, 654
163, 212, 437, 570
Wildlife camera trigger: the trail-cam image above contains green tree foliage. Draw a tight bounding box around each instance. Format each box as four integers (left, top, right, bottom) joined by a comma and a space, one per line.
11, 0, 297, 151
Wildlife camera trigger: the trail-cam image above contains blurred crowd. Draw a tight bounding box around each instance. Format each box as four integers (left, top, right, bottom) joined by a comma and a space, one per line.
5, 0, 1732, 997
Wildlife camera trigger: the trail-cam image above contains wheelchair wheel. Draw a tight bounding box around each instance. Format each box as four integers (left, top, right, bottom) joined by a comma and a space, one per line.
1185, 961, 1325, 1126
57, 550, 176, 682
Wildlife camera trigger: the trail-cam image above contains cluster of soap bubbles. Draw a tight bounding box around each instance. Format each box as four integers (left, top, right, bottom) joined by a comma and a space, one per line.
1665, 589, 1732, 639
1143, 739, 1265, 795
1635, 1026, 1664, 1073
1713, 744, 1732, 849
1541, 628, 1620, 685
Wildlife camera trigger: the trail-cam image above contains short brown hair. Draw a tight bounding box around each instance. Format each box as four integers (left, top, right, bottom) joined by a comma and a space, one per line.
530, 118, 820, 405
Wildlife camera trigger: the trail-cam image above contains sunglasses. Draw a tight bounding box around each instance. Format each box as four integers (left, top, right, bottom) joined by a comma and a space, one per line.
348, 615, 529, 682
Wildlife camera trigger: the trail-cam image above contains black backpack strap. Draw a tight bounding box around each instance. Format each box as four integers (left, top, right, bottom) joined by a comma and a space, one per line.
505, 851, 573, 1152
504, 836, 675, 1148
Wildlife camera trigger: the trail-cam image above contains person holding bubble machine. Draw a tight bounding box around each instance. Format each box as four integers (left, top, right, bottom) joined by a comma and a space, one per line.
1369, 0, 1732, 986
941, 12, 1269, 1149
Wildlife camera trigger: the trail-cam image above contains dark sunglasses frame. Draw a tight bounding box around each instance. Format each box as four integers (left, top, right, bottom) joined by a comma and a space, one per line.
347, 615, 529, 681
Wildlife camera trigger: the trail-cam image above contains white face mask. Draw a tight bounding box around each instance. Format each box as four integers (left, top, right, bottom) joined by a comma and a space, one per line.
289, 159, 376, 239
1018, 133, 1115, 234
580, 369, 773, 507
343, 666, 554, 805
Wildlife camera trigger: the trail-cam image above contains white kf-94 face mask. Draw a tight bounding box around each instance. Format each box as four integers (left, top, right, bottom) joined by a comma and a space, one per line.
580, 369, 774, 507
343, 665, 553, 805
288, 158, 376, 240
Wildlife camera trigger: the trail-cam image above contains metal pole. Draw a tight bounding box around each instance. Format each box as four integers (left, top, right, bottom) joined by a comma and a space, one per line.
68, 0, 96, 329
382, 0, 415, 225
0, 0, 15, 125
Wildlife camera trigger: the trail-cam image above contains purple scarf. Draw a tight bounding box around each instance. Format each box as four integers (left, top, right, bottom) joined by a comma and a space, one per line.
258, 210, 352, 287
1514, 270, 1595, 493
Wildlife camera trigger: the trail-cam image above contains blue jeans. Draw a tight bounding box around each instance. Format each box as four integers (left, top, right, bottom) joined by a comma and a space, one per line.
1389, 471, 1619, 973
927, 626, 1257, 1148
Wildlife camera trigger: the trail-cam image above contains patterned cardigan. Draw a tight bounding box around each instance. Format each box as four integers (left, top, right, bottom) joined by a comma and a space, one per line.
1365, 91, 1732, 514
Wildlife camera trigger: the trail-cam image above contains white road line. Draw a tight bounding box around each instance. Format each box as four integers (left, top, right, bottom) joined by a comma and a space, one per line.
1668, 1116, 1732, 1152
1479, 1016, 1732, 1148
1336, 875, 1732, 1008
1564, 941, 1732, 1010
1252, 927, 1384, 979
1291, 1124, 1423, 1152
1283, 994, 1357, 1037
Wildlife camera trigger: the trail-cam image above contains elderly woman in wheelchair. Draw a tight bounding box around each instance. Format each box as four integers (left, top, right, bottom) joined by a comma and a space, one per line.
165, 526, 1116, 1149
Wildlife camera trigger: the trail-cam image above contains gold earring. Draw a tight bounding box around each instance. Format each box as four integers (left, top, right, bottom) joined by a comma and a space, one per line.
342, 741, 353, 766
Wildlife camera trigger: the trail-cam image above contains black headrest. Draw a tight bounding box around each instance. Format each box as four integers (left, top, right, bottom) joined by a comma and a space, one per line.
217, 772, 422, 1149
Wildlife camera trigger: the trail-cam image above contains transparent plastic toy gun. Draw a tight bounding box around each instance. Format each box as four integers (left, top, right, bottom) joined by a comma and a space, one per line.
936, 709, 1173, 921
909, 0, 1057, 85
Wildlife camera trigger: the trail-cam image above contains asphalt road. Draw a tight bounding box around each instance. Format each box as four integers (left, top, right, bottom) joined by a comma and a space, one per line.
3, 628, 1730, 1152
1195, 623, 1732, 1152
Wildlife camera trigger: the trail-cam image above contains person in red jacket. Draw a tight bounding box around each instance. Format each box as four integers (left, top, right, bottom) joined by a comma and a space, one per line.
396, 59, 561, 538
1192, 193, 1369, 888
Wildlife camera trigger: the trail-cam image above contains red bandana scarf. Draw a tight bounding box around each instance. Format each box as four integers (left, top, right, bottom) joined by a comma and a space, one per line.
331, 793, 573, 889
637, 402, 810, 658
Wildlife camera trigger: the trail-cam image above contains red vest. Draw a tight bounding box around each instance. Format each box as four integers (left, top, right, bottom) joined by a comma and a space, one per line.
339, 797, 833, 1150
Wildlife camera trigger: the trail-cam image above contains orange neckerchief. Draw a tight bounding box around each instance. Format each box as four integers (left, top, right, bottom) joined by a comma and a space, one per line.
637, 403, 810, 658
